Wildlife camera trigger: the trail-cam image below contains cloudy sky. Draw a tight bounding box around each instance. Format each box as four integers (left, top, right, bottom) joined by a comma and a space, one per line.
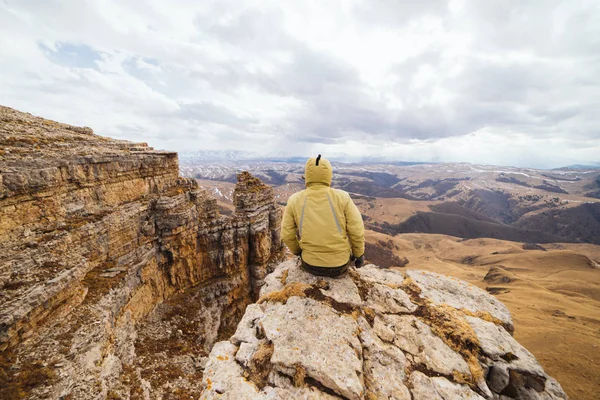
1, 0, 599, 168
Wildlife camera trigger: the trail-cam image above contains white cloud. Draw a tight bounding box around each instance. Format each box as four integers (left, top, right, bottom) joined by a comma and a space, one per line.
0, 0, 599, 168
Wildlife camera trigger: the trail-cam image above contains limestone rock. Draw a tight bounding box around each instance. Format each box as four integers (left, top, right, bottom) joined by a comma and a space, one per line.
465, 316, 542, 374
357, 264, 406, 287
363, 282, 417, 314
385, 314, 471, 377
406, 269, 514, 332
262, 297, 363, 400
203, 341, 264, 399
260, 259, 362, 307
410, 371, 485, 400
232, 303, 265, 345
203, 260, 568, 400
358, 316, 411, 400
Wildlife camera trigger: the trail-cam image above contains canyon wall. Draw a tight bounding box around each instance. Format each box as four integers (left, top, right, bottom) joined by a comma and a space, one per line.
0, 106, 283, 399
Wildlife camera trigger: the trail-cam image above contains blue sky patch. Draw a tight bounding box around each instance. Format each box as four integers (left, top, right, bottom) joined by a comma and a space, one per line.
39, 42, 101, 70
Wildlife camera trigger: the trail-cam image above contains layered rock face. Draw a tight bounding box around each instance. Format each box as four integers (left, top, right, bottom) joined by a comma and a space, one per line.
0, 106, 283, 398
203, 260, 568, 400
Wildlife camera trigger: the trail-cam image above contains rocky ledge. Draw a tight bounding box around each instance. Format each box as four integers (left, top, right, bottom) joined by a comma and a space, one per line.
203, 261, 567, 400
0, 106, 283, 399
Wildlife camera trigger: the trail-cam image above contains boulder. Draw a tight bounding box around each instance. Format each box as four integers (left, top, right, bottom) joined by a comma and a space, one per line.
202, 260, 568, 399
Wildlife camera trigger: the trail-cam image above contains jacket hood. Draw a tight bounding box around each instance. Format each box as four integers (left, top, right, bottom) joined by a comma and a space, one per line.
305, 155, 332, 187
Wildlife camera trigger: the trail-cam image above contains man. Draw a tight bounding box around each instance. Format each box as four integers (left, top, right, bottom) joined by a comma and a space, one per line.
281, 155, 365, 277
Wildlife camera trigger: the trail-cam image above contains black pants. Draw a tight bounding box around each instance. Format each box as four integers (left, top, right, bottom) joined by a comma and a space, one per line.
300, 259, 350, 277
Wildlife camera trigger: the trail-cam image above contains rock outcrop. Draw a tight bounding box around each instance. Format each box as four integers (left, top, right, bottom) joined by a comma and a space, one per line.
203, 260, 568, 399
0, 106, 283, 398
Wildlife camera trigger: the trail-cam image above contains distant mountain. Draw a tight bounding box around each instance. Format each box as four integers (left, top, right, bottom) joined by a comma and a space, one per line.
179, 150, 435, 165
179, 150, 600, 170
179, 150, 262, 163
555, 163, 600, 170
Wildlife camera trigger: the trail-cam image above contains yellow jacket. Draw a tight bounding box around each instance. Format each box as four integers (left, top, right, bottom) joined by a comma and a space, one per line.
281, 156, 365, 267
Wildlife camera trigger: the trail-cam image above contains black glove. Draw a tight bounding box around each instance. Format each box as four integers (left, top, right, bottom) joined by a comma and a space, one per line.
354, 254, 364, 268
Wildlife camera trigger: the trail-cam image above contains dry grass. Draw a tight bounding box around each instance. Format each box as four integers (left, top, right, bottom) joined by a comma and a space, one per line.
119, 364, 145, 399
419, 304, 484, 384
243, 342, 274, 389
362, 307, 376, 326
401, 276, 422, 296
0, 355, 57, 400
280, 269, 289, 285
462, 309, 508, 330
293, 364, 307, 387
257, 282, 312, 305
81, 260, 122, 305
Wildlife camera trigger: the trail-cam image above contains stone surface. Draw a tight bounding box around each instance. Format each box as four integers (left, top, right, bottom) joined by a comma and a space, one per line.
203, 341, 264, 399
464, 315, 565, 398
356, 264, 407, 287
232, 303, 266, 345
410, 371, 485, 400
364, 282, 417, 314
385, 314, 471, 377
0, 106, 283, 399
260, 259, 362, 307
262, 297, 363, 400
358, 316, 411, 400
465, 316, 543, 376
203, 260, 568, 400
406, 269, 514, 332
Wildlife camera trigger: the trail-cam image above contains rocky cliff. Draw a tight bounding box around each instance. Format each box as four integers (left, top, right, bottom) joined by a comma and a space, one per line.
0, 106, 284, 399
203, 260, 568, 400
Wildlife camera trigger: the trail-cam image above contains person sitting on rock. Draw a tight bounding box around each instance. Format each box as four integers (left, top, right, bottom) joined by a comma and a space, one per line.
281, 154, 365, 277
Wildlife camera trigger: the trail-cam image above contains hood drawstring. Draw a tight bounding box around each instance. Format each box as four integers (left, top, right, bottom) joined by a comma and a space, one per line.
305, 155, 332, 187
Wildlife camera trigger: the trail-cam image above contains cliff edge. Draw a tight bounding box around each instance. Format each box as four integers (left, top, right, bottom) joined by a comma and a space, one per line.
0, 106, 283, 398
202, 260, 568, 399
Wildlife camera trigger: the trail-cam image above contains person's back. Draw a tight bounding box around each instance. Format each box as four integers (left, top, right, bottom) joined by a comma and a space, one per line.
281, 155, 365, 277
